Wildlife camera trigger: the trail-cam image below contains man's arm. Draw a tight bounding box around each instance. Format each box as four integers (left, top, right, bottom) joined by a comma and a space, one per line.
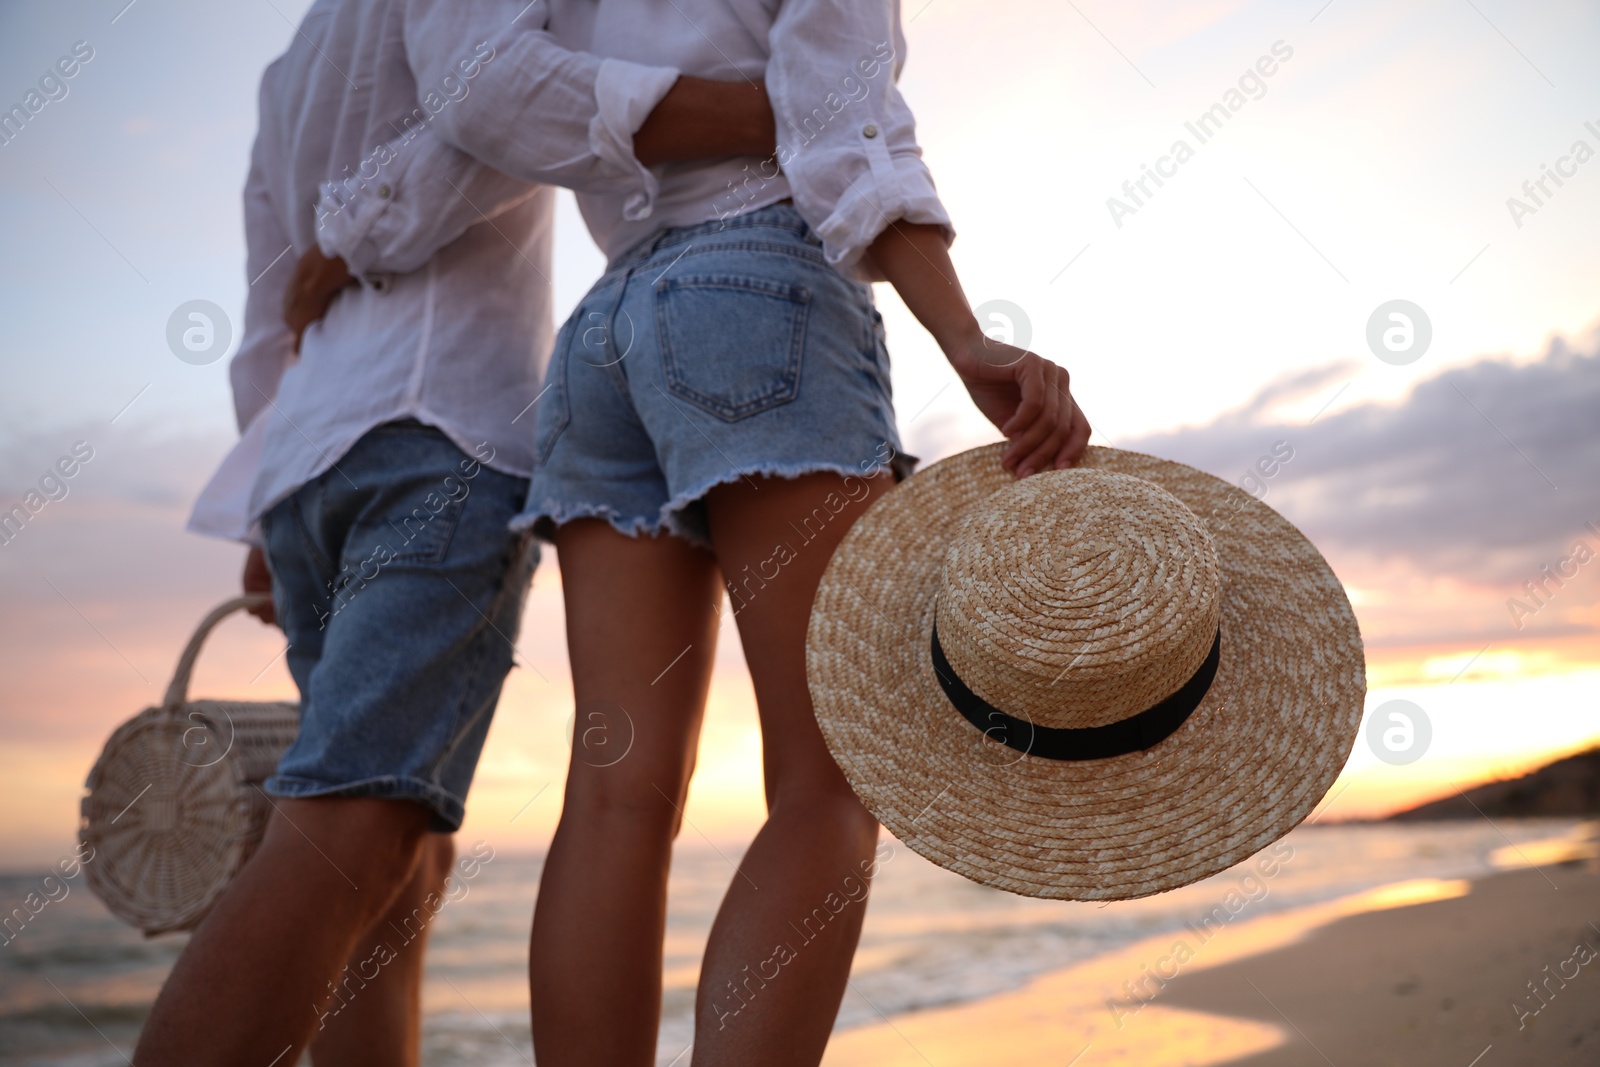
296, 71, 772, 327
310, 73, 772, 280
299, 10, 774, 322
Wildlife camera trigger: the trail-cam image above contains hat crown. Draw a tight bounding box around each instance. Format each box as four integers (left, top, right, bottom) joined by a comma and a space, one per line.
933, 469, 1222, 730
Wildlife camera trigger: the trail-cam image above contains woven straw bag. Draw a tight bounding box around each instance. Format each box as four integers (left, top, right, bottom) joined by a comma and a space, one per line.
80, 595, 299, 935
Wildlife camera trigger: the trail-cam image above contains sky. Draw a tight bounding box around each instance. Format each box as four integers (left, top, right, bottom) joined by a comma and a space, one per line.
1, 0, 1598, 866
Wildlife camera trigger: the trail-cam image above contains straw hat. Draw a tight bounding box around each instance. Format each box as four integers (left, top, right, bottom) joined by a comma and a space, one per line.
806, 444, 1364, 900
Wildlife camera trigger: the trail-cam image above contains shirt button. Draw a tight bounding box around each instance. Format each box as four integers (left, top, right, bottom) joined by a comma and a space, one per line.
862, 124, 879, 139
377, 184, 392, 199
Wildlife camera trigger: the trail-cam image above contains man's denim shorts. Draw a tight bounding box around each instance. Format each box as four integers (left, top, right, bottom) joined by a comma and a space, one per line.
260, 420, 536, 832
520, 202, 908, 547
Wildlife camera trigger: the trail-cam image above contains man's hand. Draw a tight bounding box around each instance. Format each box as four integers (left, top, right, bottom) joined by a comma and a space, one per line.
243, 546, 277, 626
284, 247, 355, 352
946, 333, 1092, 478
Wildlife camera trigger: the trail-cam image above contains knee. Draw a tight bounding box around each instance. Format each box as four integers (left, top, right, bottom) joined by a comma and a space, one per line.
353, 823, 432, 899
770, 787, 879, 848
560, 768, 688, 836
268, 797, 432, 893
422, 833, 456, 889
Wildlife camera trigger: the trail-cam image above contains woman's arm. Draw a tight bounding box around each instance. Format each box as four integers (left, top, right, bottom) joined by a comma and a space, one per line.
870, 221, 1091, 476
767, 0, 1087, 473
766, 0, 951, 276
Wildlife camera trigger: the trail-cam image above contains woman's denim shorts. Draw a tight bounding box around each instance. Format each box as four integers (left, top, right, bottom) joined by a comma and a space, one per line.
520, 202, 908, 547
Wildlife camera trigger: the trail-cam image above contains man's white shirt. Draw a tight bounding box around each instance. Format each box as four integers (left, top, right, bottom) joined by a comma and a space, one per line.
189, 0, 681, 542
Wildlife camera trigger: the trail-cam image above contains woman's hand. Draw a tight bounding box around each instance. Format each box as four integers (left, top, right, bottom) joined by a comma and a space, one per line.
945, 331, 1092, 477
866, 221, 1092, 478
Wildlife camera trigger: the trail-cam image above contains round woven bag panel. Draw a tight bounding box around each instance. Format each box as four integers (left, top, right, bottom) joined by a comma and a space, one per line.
82, 701, 296, 933
806, 444, 1365, 901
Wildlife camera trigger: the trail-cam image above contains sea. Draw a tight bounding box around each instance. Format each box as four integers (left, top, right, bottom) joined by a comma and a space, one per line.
0, 818, 1590, 1065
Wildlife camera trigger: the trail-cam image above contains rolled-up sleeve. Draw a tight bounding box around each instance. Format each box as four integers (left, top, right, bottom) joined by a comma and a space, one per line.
592, 58, 683, 220
323, 0, 681, 275
403, 0, 679, 200
767, 0, 952, 275
315, 132, 540, 276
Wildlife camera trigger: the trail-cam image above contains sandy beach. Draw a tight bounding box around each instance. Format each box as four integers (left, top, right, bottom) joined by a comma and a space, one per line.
823, 860, 1600, 1067
4, 823, 1595, 1065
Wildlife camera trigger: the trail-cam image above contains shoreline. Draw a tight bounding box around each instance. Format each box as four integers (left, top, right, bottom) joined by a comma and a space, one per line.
823, 859, 1600, 1066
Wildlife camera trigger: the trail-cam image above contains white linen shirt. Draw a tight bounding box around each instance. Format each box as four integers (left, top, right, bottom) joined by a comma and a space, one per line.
187, 0, 682, 543
315, 0, 951, 277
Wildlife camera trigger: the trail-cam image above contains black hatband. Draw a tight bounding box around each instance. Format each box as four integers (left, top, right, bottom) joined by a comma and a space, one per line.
930, 625, 1221, 761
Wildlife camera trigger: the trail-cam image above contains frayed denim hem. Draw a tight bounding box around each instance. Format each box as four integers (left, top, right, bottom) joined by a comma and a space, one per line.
513, 498, 683, 546
519, 460, 895, 552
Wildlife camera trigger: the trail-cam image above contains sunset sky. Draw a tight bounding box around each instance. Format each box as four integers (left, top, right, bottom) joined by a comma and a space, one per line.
2, 0, 1597, 867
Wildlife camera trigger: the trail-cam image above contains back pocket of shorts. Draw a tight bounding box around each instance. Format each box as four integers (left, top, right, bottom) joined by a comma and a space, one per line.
345, 471, 470, 573
655, 274, 809, 422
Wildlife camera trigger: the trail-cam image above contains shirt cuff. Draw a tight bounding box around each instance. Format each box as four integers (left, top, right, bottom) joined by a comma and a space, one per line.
315, 179, 387, 276
590, 58, 681, 222
816, 159, 954, 281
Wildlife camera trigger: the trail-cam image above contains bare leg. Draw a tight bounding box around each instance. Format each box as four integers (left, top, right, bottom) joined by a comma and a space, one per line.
310, 834, 456, 1067
134, 797, 432, 1067
528, 520, 722, 1066
691, 471, 892, 1066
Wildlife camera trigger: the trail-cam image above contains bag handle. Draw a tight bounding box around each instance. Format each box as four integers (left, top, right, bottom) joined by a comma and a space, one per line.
162, 595, 274, 709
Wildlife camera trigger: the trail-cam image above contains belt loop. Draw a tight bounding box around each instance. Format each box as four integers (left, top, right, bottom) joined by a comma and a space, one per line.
645, 225, 676, 260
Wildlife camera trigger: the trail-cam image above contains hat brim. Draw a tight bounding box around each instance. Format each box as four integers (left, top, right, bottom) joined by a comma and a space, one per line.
806, 444, 1365, 900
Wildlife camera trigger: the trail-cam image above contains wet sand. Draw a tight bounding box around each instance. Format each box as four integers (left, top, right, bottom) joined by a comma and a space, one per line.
823, 862, 1600, 1066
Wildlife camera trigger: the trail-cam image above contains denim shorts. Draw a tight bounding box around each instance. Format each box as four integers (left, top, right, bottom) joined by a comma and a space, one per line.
260, 420, 537, 832
521, 202, 908, 546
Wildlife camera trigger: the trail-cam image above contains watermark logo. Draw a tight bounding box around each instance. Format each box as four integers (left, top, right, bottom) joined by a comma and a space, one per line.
568, 700, 635, 768
1105, 40, 1295, 228
317, 41, 497, 230
709, 43, 896, 224
180, 707, 235, 768
315, 839, 494, 1029
1203, 439, 1294, 533
0, 440, 94, 549
1365, 699, 1430, 765
1505, 120, 1600, 230
0, 842, 95, 948
1105, 840, 1294, 1028
1365, 300, 1431, 366
1, 40, 95, 149
167, 299, 233, 365
970, 715, 1033, 768
577, 308, 635, 368
711, 841, 895, 1030
1511, 932, 1598, 1030
1507, 522, 1598, 630
974, 299, 1031, 357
